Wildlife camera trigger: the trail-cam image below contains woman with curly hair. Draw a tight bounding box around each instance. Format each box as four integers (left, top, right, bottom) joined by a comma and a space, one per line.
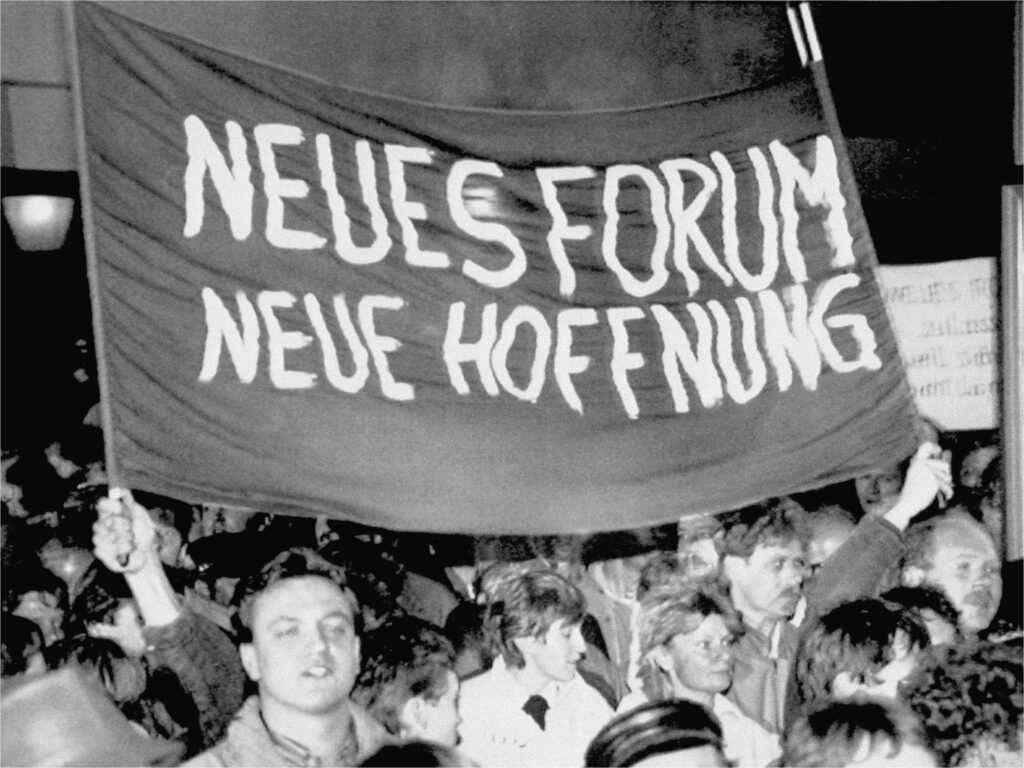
617, 580, 781, 767
901, 639, 1022, 766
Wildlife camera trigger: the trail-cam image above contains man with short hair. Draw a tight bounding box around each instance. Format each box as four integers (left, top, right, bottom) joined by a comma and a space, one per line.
899, 509, 1003, 637
718, 499, 808, 734
185, 547, 388, 766
352, 616, 461, 748
457, 568, 613, 767
722, 444, 952, 735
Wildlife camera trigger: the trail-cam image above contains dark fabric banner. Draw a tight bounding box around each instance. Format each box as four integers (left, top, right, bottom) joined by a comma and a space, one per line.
74, 2, 917, 533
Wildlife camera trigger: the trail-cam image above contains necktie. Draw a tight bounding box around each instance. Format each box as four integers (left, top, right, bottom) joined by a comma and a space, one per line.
522, 694, 549, 730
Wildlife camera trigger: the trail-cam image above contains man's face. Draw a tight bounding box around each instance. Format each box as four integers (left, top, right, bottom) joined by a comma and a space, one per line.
240, 576, 361, 716
915, 524, 1002, 634
519, 618, 585, 684
855, 466, 904, 516
410, 670, 461, 748
724, 539, 806, 624
657, 613, 734, 696
677, 537, 720, 579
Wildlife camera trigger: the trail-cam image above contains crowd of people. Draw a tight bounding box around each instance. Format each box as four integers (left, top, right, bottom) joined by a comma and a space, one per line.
0, 419, 1020, 767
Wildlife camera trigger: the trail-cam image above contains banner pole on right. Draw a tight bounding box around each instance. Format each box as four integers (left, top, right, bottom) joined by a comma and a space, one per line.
1001, 183, 1023, 561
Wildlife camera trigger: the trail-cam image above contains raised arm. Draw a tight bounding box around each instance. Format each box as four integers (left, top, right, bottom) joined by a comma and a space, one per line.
92, 489, 245, 750
805, 443, 952, 615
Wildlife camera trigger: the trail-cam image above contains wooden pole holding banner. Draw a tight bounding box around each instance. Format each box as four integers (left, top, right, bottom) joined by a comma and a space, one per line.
1006, 0, 1024, 561
1000, 1, 1022, 561
62, 1, 122, 488
1002, 183, 1023, 561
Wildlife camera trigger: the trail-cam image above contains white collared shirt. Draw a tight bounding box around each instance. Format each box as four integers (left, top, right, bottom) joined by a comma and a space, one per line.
458, 657, 614, 767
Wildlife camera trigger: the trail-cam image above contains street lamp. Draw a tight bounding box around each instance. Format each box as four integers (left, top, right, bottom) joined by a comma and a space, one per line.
1, 194, 75, 251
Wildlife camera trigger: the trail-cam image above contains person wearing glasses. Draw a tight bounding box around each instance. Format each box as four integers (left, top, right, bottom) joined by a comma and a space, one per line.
617, 581, 782, 767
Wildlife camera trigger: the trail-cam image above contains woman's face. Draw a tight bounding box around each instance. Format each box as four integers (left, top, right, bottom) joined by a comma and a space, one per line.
657, 613, 735, 697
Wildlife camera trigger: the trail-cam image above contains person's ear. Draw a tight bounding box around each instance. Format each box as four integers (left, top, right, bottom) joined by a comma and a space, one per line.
239, 643, 260, 681
650, 645, 673, 674
902, 566, 925, 587
398, 696, 426, 739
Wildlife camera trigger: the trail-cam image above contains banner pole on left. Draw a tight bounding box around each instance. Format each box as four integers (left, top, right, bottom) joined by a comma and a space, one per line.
62, 1, 122, 489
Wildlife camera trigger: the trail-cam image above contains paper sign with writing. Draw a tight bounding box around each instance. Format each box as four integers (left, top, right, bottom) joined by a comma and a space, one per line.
879, 258, 997, 431
74, 3, 916, 532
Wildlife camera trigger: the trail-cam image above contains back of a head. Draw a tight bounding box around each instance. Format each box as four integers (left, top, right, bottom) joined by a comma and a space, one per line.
359, 741, 475, 767
804, 505, 856, 534
794, 598, 928, 711
44, 635, 148, 704
352, 616, 456, 737
803, 506, 856, 564
585, 699, 725, 767
443, 601, 493, 678
783, 698, 932, 767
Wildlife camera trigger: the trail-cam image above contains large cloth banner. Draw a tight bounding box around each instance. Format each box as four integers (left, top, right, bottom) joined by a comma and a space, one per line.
879, 258, 998, 431
74, 3, 917, 533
